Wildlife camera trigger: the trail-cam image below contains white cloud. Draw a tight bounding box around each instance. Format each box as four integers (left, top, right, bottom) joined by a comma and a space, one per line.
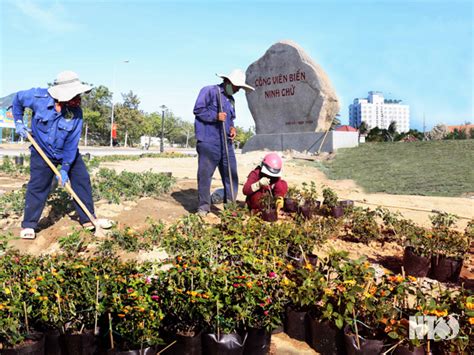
12, 0, 81, 33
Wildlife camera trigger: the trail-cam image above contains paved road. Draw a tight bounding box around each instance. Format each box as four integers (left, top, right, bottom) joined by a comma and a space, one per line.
0, 144, 202, 157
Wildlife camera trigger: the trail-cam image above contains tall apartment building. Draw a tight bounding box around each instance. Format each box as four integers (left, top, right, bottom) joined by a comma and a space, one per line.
349, 91, 410, 132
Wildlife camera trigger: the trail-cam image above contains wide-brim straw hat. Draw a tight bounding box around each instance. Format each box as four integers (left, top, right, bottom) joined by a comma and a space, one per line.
217, 69, 255, 92
48, 71, 92, 102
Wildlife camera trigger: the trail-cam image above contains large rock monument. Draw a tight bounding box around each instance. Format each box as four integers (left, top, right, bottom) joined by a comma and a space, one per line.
243, 40, 354, 153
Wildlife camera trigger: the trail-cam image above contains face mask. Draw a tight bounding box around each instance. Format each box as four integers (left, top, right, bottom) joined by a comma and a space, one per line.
225, 83, 235, 96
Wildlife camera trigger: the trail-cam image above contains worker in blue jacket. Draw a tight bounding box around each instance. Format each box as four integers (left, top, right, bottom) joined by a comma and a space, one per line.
193, 69, 254, 216
13, 71, 109, 239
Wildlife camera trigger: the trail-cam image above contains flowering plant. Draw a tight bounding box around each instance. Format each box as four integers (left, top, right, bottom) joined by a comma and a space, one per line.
103, 262, 164, 350
159, 256, 210, 336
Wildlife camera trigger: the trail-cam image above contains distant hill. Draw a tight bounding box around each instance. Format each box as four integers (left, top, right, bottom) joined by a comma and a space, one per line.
0, 93, 15, 108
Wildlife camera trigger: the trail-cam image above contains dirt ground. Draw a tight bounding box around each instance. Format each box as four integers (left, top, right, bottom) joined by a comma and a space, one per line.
2, 150, 473, 256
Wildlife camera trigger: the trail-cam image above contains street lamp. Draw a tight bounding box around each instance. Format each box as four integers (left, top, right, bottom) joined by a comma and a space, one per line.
110, 60, 130, 147
160, 105, 167, 153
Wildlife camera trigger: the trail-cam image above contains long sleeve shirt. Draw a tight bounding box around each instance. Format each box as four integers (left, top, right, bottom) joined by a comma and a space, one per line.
242, 167, 283, 196
12, 88, 83, 172
193, 84, 235, 144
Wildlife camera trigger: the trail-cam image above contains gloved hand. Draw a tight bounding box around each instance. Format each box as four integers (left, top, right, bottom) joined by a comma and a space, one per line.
15, 124, 31, 139
275, 196, 284, 212
250, 177, 271, 192
56, 169, 69, 187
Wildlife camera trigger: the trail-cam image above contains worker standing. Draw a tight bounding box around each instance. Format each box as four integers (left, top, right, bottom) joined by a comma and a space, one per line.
193, 69, 254, 216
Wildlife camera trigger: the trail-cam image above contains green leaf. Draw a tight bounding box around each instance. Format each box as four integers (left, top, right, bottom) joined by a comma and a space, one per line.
388, 332, 399, 339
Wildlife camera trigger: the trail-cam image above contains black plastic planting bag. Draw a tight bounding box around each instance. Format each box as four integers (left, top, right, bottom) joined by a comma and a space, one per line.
161, 330, 202, 355
343, 330, 384, 355
2, 332, 45, 355
403, 247, 431, 277
243, 327, 271, 355
306, 317, 345, 355
61, 332, 97, 355
284, 307, 307, 341
430, 255, 463, 282
202, 332, 247, 355
107, 346, 157, 355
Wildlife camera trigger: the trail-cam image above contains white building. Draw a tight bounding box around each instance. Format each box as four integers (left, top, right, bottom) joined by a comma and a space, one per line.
349, 91, 410, 132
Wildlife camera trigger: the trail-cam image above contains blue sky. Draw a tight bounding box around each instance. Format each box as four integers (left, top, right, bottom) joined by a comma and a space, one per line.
1, 0, 472, 131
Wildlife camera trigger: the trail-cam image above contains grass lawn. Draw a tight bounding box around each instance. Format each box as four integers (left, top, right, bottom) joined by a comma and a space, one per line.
317, 140, 474, 197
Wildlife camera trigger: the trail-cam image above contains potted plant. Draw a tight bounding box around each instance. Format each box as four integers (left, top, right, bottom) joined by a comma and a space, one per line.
103, 266, 164, 354
344, 207, 381, 245
298, 182, 319, 219
283, 186, 301, 213
200, 265, 248, 355
0, 264, 45, 354
322, 187, 343, 218
306, 253, 377, 355
280, 262, 318, 342
428, 212, 471, 282
159, 257, 209, 355
241, 268, 285, 355
259, 192, 278, 222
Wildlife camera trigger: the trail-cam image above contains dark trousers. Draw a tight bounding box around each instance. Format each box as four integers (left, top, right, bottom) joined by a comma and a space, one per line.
22, 148, 95, 229
197, 141, 238, 212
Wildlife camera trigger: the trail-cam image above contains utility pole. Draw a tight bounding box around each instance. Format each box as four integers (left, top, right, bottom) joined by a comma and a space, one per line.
160, 105, 167, 153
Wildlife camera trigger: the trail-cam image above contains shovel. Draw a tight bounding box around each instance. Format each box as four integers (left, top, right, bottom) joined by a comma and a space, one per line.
216, 86, 235, 202
26, 132, 107, 237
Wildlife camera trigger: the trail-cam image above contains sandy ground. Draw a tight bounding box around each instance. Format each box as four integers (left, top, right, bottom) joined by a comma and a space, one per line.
98, 151, 473, 228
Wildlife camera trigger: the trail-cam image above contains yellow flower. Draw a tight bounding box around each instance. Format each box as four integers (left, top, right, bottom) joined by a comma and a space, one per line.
408, 276, 417, 282
281, 277, 291, 286
344, 280, 356, 286
118, 313, 126, 318
468, 317, 474, 325
286, 264, 294, 271
246, 282, 253, 288
466, 302, 474, 310
4, 288, 11, 295
304, 263, 313, 271
36, 276, 43, 281
262, 250, 269, 256
0, 304, 4, 310
29, 287, 37, 294
324, 288, 334, 296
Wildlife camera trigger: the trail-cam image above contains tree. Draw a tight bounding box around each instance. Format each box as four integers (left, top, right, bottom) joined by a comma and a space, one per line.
235, 126, 255, 148
384, 121, 397, 142
114, 91, 145, 147
81, 85, 112, 145
366, 127, 384, 142
358, 121, 369, 136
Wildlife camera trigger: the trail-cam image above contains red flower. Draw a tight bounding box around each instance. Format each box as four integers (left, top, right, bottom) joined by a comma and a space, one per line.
264, 311, 269, 316
151, 295, 159, 301
268, 271, 276, 278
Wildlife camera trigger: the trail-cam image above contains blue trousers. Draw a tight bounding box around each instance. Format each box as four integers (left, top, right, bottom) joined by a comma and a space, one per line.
22, 148, 95, 229
197, 141, 238, 212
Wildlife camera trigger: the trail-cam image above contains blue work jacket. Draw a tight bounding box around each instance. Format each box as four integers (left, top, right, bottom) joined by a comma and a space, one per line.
12, 88, 83, 172
193, 84, 235, 144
